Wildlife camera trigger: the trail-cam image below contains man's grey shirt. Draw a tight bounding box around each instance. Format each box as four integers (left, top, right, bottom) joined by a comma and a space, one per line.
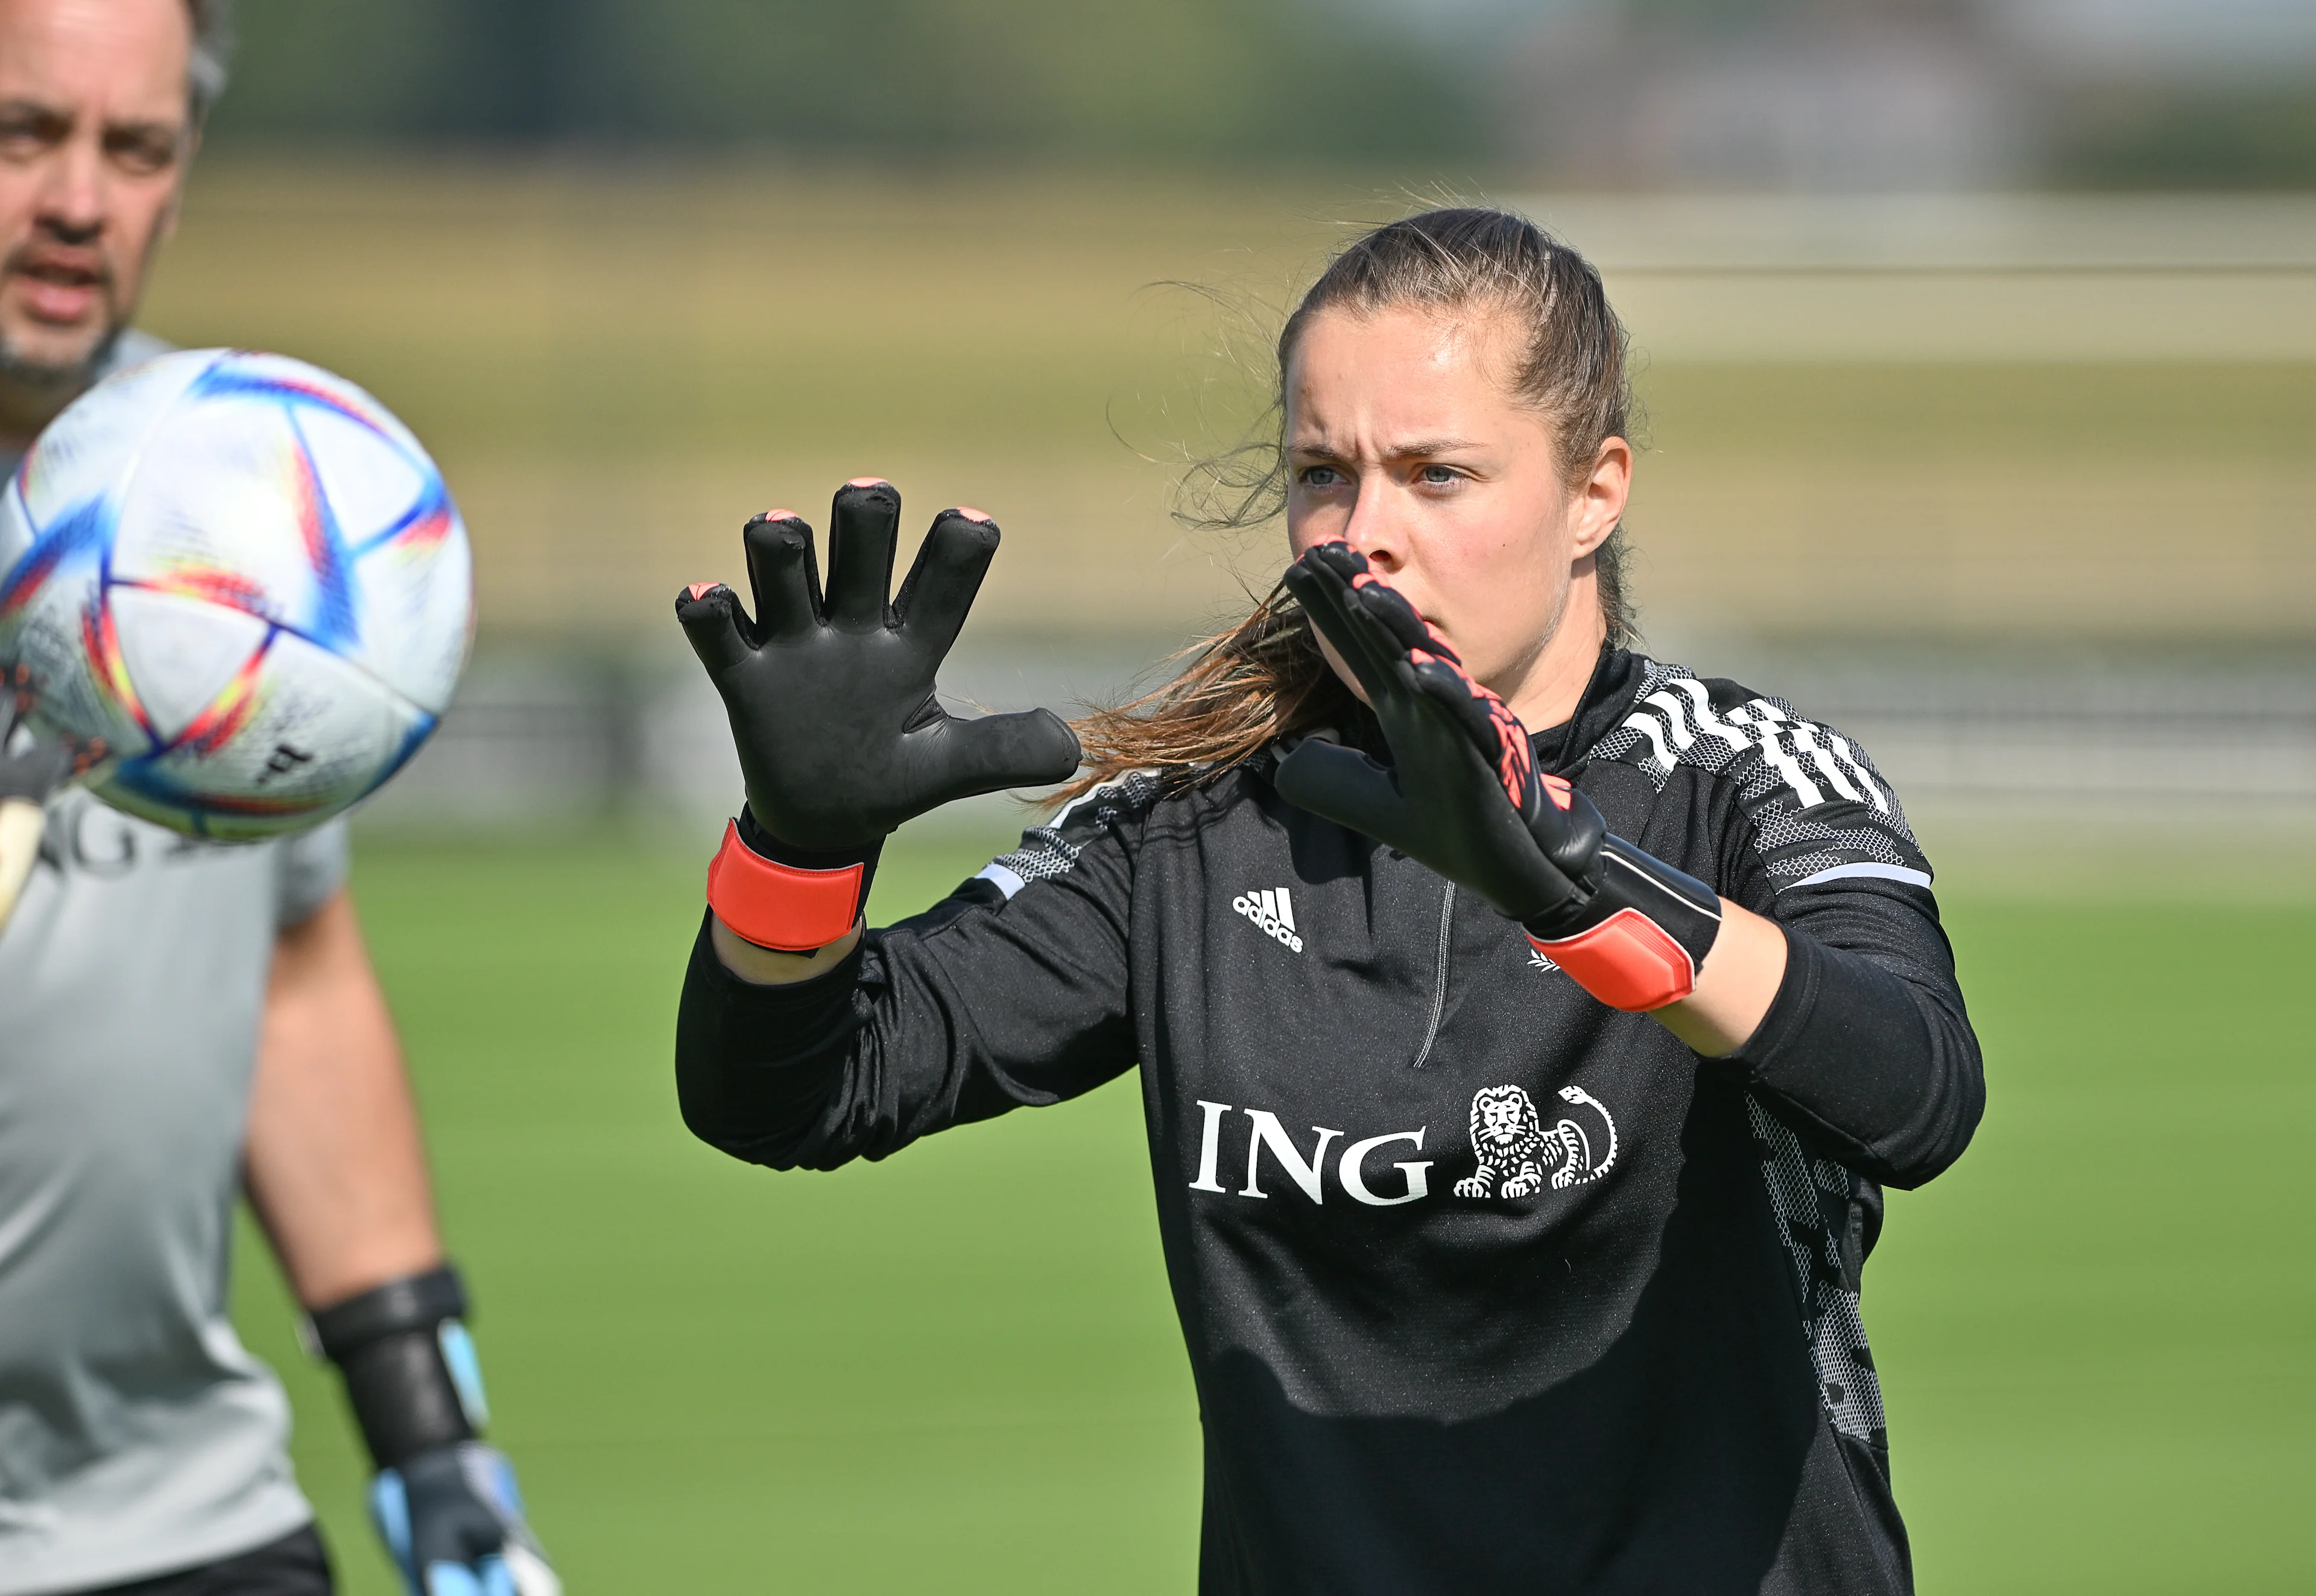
0, 794, 348, 1592
0, 331, 349, 1591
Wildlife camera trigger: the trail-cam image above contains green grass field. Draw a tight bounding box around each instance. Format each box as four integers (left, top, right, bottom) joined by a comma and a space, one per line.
230, 827, 2316, 1593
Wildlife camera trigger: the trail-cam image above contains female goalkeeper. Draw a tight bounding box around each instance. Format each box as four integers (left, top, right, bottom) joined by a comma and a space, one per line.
671, 207, 1981, 1596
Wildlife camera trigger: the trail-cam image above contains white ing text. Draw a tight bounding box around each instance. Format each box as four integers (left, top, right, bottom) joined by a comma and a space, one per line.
1187, 1100, 1432, 1206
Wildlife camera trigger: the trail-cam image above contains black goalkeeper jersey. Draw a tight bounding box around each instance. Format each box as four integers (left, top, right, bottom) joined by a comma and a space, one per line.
675, 646, 1983, 1596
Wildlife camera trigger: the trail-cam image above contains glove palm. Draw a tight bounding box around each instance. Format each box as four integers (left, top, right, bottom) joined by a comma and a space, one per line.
1275, 541, 1606, 924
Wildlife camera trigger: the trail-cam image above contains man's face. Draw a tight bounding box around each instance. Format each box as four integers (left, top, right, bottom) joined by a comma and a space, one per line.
0, 0, 190, 390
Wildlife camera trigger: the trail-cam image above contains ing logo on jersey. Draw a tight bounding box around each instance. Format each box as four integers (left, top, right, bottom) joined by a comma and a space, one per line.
1455, 1083, 1619, 1199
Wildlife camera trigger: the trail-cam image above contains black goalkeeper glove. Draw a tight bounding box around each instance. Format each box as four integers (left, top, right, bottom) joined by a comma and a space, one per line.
371, 1443, 557, 1596
1275, 542, 1722, 1012
309, 1266, 558, 1596
675, 479, 1080, 950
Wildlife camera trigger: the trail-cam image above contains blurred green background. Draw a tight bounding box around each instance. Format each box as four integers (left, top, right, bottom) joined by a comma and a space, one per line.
233, 829, 2316, 1594
198, 0, 2316, 188
150, 0, 2316, 1591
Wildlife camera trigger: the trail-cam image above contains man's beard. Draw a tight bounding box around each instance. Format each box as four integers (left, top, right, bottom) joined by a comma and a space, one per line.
0, 320, 125, 397
0, 234, 130, 401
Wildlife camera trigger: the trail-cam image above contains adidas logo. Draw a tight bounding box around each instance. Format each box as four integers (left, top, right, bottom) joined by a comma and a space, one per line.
1232, 886, 1304, 953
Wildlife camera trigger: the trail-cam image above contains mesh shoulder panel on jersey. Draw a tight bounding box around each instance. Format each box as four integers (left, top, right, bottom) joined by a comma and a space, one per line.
1577, 664, 1906, 1445
1586, 660, 1931, 894
974, 769, 1165, 897
1746, 1095, 1890, 1448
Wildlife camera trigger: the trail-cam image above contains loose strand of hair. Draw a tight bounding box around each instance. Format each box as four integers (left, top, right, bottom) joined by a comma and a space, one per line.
1052, 589, 1351, 806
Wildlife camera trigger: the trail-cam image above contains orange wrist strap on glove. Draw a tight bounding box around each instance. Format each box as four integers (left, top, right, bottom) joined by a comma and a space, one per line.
676, 480, 1079, 954
1522, 832, 1722, 1011
704, 811, 879, 953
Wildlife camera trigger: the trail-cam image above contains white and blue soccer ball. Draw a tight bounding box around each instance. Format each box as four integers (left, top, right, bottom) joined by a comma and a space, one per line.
0, 348, 472, 839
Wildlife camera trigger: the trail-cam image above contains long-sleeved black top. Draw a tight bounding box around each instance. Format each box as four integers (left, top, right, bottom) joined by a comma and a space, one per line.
676, 648, 1983, 1596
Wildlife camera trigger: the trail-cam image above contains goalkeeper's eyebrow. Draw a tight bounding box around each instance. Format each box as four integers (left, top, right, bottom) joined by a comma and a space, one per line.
1291, 437, 1487, 464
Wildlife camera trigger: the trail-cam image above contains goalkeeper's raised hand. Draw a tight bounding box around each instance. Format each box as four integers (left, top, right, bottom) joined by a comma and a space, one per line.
1275, 541, 1724, 1014
676, 479, 1080, 953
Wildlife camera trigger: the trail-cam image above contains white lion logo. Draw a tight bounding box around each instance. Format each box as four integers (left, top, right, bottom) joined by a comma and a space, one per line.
1454, 1083, 1619, 1199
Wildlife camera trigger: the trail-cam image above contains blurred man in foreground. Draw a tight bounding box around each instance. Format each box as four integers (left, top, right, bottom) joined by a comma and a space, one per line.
0, 4, 555, 1592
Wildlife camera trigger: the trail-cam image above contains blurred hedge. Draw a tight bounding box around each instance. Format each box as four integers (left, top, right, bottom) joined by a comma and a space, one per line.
2052, 87, 2316, 190
208, 0, 1484, 163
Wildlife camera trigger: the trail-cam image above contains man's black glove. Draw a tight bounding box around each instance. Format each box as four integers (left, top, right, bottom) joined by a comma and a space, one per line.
1275, 542, 1721, 1012
372, 1442, 557, 1596
675, 479, 1080, 950
310, 1266, 558, 1596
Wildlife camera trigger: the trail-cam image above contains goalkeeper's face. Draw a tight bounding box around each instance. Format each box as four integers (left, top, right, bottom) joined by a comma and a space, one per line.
0, 0, 192, 402
1282, 302, 1632, 724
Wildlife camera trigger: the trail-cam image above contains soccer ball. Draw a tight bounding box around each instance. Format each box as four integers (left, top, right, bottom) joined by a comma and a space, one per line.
0, 348, 472, 840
